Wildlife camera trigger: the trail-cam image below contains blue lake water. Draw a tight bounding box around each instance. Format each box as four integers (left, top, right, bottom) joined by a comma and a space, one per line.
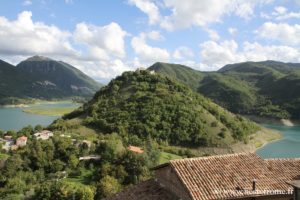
0, 102, 78, 131
256, 124, 300, 158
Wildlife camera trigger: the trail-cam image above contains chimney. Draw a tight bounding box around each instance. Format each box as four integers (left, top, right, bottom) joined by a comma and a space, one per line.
252, 179, 256, 191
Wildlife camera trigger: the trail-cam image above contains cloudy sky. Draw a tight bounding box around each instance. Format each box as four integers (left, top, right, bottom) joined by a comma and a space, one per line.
1, 0, 300, 82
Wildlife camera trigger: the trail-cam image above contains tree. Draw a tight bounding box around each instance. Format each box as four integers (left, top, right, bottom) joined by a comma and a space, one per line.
0, 129, 4, 138
18, 125, 33, 137
34, 125, 43, 132
96, 176, 121, 199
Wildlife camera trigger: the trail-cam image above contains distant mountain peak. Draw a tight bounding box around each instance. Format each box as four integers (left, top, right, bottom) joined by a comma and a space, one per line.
25, 55, 52, 62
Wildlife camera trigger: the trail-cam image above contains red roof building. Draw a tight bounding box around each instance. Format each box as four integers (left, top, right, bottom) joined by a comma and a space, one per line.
108, 153, 300, 200
128, 145, 144, 154
16, 136, 28, 147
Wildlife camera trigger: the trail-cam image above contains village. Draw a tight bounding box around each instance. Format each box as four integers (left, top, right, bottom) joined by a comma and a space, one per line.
0, 129, 144, 159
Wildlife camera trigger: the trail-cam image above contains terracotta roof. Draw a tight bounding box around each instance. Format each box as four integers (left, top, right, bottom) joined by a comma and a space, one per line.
128, 145, 144, 154
112, 153, 300, 200
167, 153, 296, 200
266, 158, 300, 182
106, 179, 179, 200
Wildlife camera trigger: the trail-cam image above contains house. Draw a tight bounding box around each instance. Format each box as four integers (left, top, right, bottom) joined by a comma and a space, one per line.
4, 135, 12, 140
34, 130, 53, 140
2, 139, 14, 151
136, 67, 146, 72
16, 136, 27, 147
79, 155, 101, 161
108, 153, 300, 200
287, 180, 300, 200
128, 145, 144, 154
149, 70, 155, 75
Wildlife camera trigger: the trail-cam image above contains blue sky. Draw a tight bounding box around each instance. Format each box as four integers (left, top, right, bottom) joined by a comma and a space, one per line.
1, 0, 300, 82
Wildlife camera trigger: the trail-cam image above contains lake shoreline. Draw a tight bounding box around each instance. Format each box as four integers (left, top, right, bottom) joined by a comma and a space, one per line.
0, 100, 77, 108
0, 101, 79, 131
231, 127, 283, 154
243, 115, 300, 127
186, 126, 283, 156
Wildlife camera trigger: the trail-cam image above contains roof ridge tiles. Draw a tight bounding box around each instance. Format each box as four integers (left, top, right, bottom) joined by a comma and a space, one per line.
170, 152, 258, 163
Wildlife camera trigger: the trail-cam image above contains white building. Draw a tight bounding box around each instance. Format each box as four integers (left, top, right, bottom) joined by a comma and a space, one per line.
34, 130, 53, 140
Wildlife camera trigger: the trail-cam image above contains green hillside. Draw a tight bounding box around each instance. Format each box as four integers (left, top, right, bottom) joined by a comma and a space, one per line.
63, 70, 259, 147
149, 61, 300, 119
0, 56, 102, 104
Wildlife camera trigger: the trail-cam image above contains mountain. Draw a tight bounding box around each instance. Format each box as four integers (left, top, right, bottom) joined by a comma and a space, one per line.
149, 61, 300, 119
0, 56, 102, 104
62, 70, 259, 147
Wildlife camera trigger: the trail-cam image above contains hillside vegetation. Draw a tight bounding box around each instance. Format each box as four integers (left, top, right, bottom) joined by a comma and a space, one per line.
0, 56, 101, 105
64, 70, 259, 147
149, 61, 300, 119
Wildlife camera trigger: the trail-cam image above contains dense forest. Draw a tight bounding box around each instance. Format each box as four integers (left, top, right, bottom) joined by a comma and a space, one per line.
0, 126, 158, 200
64, 70, 259, 147
149, 61, 300, 119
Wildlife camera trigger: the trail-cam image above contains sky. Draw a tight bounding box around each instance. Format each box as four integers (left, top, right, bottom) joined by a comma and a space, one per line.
1, 0, 300, 83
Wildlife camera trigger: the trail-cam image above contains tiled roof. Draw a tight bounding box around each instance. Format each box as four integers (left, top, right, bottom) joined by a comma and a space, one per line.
266, 158, 300, 181
168, 153, 297, 200
128, 145, 144, 154
106, 179, 179, 200
111, 153, 300, 200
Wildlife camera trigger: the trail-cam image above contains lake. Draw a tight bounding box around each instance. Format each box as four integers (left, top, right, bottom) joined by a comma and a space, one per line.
0, 102, 78, 131
257, 124, 300, 158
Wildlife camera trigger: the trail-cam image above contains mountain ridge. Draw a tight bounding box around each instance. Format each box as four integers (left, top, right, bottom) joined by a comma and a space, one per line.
149, 61, 300, 120
0, 56, 102, 104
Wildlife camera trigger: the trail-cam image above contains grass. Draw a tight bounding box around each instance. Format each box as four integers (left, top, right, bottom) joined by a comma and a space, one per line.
159, 152, 182, 164
253, 128, 282, 148
0, 153, 9, 159
64, 169, 94, 186
23, 107, 76, 116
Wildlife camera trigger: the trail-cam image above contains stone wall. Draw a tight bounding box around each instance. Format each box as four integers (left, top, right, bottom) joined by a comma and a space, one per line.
155, 166, 192, 200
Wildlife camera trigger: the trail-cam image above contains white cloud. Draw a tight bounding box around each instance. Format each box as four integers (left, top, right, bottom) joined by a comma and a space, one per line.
160, 0, 230, 30
22, 0, 32, 6
228, 27, 238, 35
205, 28, 220, 41
67, 59, 131, 83
159, 0, 272, 30
242, 42, 300, 61
274, 6, 287, 15
257, 22, 300, 45
65, 0, 74, 4
131, 33, 170, 65
74, 22, 127, 60
173, 46, 194, 60
0, 11, 131, 82
199, 39, 300, 70
261, 6, 300, 20
0, 11, 75, 56
200, 40, 241, 70
147, 30, 164, 41
128, 0, 161, 25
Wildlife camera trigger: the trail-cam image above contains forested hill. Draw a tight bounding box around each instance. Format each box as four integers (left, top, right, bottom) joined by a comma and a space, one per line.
149, 61, 300, 120
0, 56, 102, 104
64, 70, 259, 147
